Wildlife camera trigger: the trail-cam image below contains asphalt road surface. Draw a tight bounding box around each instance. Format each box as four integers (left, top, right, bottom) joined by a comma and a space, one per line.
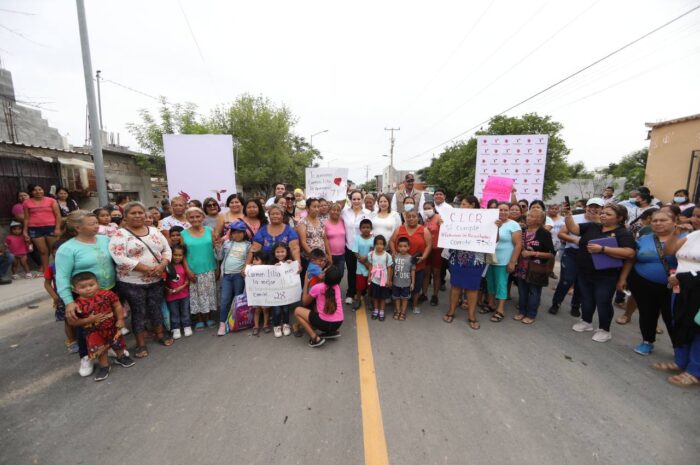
1, 282, 698, 465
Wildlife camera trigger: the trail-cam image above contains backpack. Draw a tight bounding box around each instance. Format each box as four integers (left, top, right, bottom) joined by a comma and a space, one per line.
226, 294, 255, 332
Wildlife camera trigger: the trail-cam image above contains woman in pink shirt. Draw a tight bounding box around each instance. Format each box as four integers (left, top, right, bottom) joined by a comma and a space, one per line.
324, 203, 347, 275
23, 184, 61, 273
293, 265, 344, 347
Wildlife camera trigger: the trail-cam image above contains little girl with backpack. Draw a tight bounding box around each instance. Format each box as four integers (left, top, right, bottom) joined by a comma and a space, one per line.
293, 265, 344, 348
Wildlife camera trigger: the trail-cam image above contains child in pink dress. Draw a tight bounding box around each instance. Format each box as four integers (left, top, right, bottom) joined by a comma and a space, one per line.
6, 221, 32, 279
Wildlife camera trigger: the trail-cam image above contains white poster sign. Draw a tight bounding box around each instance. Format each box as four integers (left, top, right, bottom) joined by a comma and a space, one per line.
474, 135, 548, 203
244, 261, 302, 306
305, 167, 349, 201
438, 208, 499, 254
163, 134, 236, 207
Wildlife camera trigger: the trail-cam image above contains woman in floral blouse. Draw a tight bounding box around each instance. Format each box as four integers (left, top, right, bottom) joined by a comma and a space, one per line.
109, 201, 173, 358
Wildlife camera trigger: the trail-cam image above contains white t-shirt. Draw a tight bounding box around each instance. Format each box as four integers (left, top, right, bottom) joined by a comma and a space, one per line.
341, 206, 371, 250
549, 215, 565, 250
676, 230, 700, 273
433, 201, 454, 216
370, 211, 401, 243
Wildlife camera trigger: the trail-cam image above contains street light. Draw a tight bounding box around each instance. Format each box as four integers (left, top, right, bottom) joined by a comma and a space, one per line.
310, 129, 329, 147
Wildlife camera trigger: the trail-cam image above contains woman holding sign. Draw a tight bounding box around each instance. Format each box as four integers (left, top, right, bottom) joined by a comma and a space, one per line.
565, 204, 635, 342
390, 209, 432, 314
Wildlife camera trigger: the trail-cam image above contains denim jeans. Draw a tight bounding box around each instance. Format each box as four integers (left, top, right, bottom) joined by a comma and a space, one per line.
577, 272, 618, 331
0, 251, 14, 278
332, 255, 345, 277
219, 273, 245, 322
517, 278, 543, 318
551, 248, 580, 308
271, 304, 291, 326
674, 334, 700, 377
168, 297, 192, 330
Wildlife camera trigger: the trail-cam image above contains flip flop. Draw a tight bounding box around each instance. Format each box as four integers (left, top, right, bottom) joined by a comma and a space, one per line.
667, 372, 700, 387
513, 314, 525, 321
442, 313, 454, 323
134, 346, 149, 358
652, 361, 681, 372
521, 317, 535, 325
468, 319, 480, 330
490, 312, 504, 323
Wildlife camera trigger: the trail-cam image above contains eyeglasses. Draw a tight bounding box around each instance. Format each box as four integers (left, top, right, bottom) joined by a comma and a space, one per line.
285, 197, 294, 201
206, 203, 218, 207
405, 178, 415, 182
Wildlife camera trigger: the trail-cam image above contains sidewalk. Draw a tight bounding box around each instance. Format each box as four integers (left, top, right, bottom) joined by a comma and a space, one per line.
0, 276, 48, 313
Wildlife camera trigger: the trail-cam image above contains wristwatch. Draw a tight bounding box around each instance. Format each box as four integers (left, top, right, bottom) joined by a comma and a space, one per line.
601, 246, 606, 253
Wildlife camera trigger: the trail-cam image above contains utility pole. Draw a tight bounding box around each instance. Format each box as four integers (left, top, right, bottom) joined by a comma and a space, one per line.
384, 127, 400, 191
76, 0, 108, 206
365, 164, 370, 184
95, 70, 103, 129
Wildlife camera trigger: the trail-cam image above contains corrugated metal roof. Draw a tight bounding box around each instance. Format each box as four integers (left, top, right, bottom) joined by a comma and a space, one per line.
645, 113, 700, 129
0, 140, 88, 155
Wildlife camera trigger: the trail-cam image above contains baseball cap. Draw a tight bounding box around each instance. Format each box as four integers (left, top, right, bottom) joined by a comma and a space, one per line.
10, 221, 22, 227
229, 220, 248, 232
586, 197, 604, 206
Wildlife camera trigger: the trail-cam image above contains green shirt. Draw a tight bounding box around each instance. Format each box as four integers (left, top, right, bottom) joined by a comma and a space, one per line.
55, 235, 116, 304
182, 226, 217, 274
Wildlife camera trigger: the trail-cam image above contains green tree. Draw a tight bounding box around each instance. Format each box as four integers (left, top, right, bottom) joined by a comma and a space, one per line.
127, 94, 319, 196
360, 179, 377, 192
601, 147, 648, 195
418, 113, 571, 200
566, 161, 593, 179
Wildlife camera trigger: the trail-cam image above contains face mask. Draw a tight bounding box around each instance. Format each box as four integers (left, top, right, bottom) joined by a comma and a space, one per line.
404, 204, 415, 212
674, 197, 687, 204
424, 209, 435, 218
112, 217, 122, 225
628, 198, 636, 203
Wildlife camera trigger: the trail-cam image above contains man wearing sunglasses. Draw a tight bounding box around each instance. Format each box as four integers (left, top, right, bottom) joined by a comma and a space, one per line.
391, 174, 425, 215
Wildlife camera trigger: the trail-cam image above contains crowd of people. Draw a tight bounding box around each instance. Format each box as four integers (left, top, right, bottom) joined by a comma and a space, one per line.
0, 178, 698, 388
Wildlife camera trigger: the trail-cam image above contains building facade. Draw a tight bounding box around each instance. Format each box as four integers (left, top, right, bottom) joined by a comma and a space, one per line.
644, 114, 700, 203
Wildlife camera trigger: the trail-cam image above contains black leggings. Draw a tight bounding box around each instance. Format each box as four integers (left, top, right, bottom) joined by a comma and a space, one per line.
627, 270, 673, 344
117, 281, 164, 333
344, 247, 357, 298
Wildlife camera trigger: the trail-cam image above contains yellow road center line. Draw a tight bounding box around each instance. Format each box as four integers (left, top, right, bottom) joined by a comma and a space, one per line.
356, 304, 390, 465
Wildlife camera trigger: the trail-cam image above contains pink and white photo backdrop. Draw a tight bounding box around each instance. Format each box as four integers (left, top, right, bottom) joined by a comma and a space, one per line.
474, 135, 549, 204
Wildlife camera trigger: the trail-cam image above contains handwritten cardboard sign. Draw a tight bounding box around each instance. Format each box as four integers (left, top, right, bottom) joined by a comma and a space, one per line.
481, 176, 514, 206
438, 208, 499, 254
305, 168, 349, 201
244, 261, 302, 306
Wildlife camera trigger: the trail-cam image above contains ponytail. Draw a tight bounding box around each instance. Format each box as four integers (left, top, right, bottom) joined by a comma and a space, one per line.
321, 265, 343, 315
323, 286, 338, 315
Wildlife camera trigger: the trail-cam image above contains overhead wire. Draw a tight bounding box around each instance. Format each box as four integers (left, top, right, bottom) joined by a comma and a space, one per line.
403, 3, 700, 163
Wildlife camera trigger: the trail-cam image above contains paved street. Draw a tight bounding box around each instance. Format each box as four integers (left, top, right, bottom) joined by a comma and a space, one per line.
1, 281, 698, 465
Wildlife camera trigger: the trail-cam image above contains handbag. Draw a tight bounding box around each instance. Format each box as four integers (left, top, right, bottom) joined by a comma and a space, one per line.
226, 293, 255, 332
124, 227, 177, 281
525, 258, 549, 287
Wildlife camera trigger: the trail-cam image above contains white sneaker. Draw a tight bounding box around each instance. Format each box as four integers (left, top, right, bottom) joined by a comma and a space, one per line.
273, 326, 283, 338
572, 321, 594, 332
183, 326, 193, 337
120, 327, 130, 336
79, 356, 94, 377
172, 328, 182, 339
592, 329, 612, 343
282, 324, 291, 336
413, 306, 421, 314
11, 274, 20, 280
345, 297, 354, 305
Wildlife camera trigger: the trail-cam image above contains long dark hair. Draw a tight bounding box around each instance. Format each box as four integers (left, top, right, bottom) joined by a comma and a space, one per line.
271, 242, 292, 263
244, 198, 268, 225
323, 265, 343, 315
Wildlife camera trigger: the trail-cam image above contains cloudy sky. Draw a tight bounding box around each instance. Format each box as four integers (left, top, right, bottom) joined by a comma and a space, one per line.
2, 0, 699, 185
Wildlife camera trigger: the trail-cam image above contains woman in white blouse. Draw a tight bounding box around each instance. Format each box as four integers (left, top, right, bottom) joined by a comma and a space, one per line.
109, 202, 173, 358
371, 194, 401, 252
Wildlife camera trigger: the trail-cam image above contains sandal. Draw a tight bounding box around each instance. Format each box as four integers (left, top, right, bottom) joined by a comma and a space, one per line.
667, 372, 700, 387
443, 313, 455, 323
513, 314, 525, 321
398, 312, 406, 321
252, 327, 260, 336
156, 335, 174, 347
468, 319, 480, 330
291, 323, 303, 337
478, 305, 496, 314
521, 317, 535, 325
393, 310, 400, 320
615, 315, 631, 325
653, 361, 681, 372
134, 346, 149, 358
378, 311, 385, 322
490, 312, 504, 323
262, 325, 272, 334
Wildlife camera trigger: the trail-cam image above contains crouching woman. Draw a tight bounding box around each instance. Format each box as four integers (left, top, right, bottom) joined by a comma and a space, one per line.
294, 265, 344, 348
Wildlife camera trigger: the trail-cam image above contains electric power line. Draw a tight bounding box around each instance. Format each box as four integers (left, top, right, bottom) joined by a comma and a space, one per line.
404, 3, 700, 163
101, 78, 161, 101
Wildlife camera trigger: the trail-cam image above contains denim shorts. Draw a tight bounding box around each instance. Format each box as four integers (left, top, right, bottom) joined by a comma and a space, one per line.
28, 226, 56, 239
392, 285, 410, 300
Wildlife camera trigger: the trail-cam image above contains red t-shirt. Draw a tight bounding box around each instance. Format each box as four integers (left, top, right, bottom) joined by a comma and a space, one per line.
395, 224, 427, 270
75, 290, 118, 330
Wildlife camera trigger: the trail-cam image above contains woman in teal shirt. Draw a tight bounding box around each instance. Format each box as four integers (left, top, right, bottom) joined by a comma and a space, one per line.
182, 207, 218, 329
56, 210, 116, 377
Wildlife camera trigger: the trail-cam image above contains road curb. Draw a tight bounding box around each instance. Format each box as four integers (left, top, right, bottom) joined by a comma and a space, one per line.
0, 288, 48, 314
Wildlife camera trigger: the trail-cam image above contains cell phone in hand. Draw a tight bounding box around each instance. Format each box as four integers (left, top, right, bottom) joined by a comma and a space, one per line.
564, 196, 571, 208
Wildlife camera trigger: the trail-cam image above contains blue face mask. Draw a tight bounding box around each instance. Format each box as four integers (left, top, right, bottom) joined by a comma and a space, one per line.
674, 196, 687, 204
404, 204, 415, 212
